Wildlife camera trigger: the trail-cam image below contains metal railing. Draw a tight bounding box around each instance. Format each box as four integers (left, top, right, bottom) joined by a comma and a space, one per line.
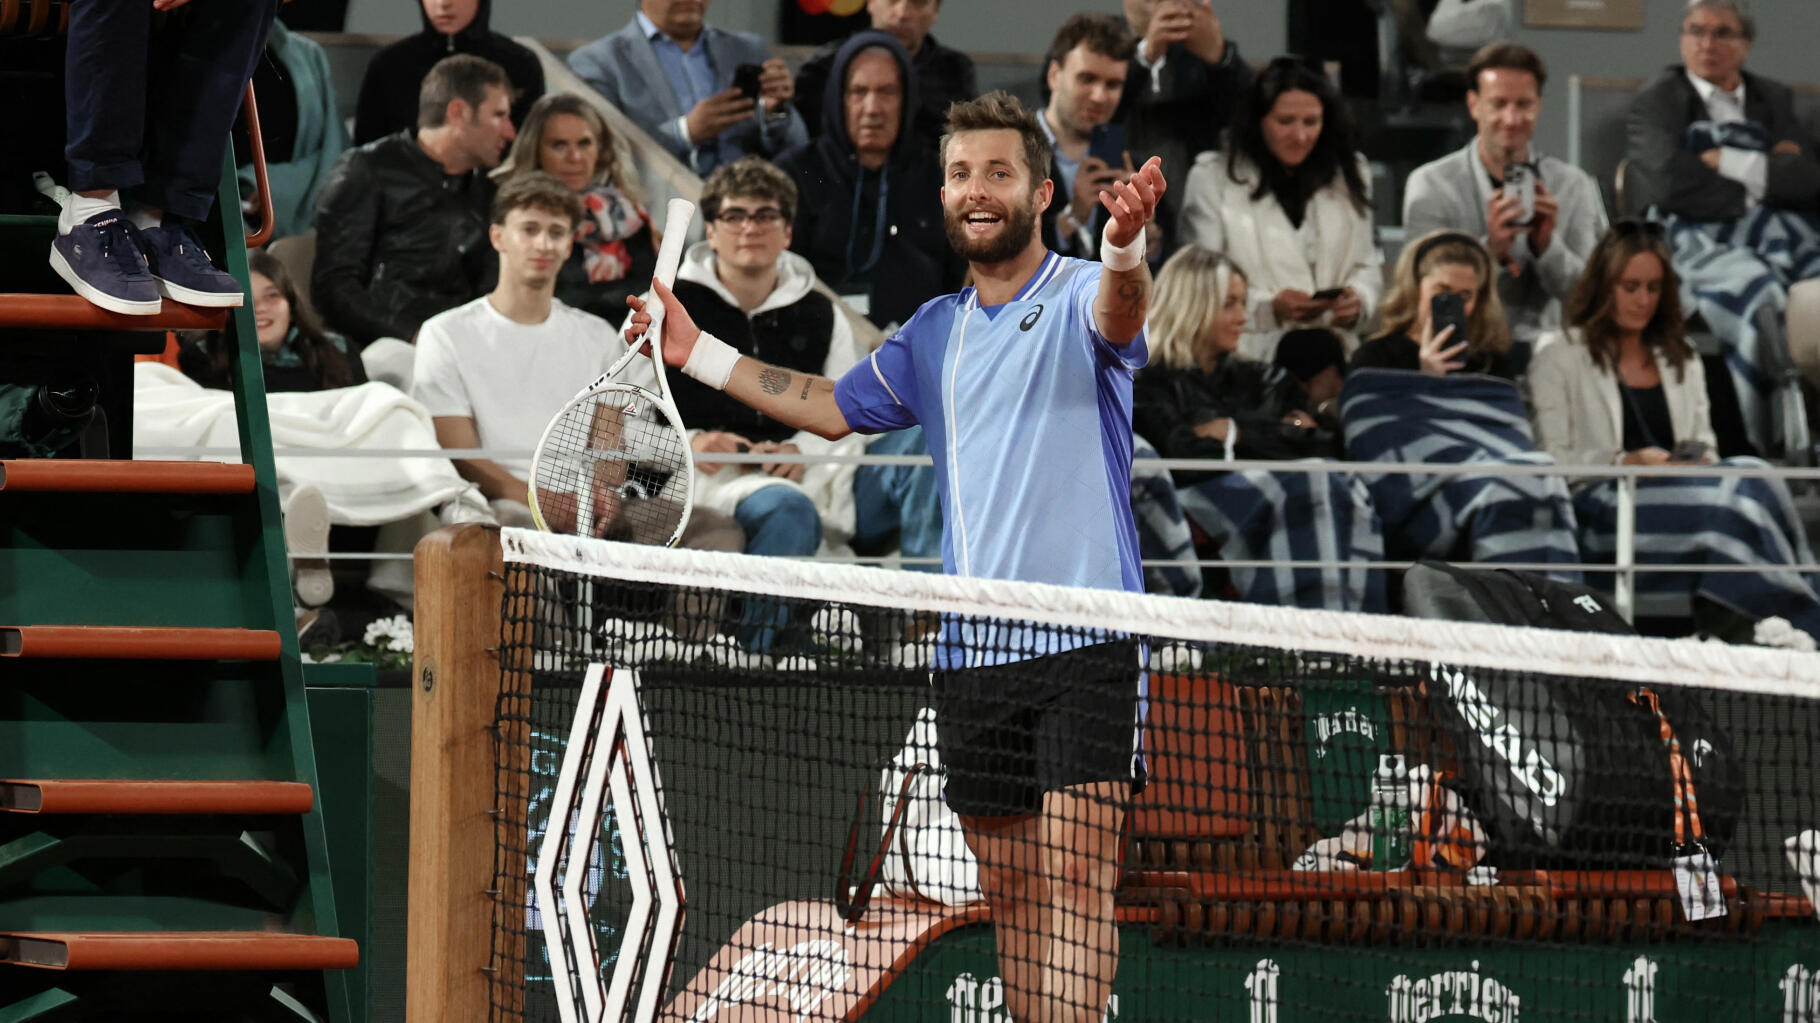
146, 444, 1820, 620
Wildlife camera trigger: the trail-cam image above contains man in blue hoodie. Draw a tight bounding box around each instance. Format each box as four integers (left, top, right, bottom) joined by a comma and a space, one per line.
353, 0, 544, 145
774, 32, 962, 333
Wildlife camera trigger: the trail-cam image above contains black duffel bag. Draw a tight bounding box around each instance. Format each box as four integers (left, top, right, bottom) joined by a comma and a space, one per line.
1403, 561, 1743, 869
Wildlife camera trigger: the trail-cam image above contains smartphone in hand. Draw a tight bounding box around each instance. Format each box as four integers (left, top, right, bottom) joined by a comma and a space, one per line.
1670, 439, 1711, 463
733, 63, 764, 102
1502, 161, 1538, 227
1430, 292, 1469, 345
1311, 287, 1346, 301
1088, 123, 1127, 168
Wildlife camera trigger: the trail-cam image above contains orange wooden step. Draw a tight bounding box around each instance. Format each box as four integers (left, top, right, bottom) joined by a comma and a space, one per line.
0, 626, 280, 660
0, 779, 313, 815
0, 294, 229, 333
0, 459, 255, 494
0, 932, 358, 971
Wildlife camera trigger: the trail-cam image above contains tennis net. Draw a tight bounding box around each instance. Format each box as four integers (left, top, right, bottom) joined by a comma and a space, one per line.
482, 526, 1820, 1023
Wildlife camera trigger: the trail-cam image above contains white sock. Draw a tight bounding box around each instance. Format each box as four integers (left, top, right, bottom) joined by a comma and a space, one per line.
59, 191, 121, 235
127, 206, 163, 232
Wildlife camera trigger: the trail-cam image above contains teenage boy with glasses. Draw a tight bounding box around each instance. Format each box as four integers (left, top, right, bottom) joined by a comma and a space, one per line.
660, 157, 943, 656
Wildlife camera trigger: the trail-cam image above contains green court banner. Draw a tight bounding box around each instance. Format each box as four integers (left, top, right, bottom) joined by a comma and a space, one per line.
864, 922, 1820, 1022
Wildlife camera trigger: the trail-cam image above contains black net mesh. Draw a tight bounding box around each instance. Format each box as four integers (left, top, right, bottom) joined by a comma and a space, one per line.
486, 547, 1820, 1023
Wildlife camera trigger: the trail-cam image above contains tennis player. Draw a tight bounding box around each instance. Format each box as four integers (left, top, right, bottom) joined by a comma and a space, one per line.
626, 90, 1162, 1023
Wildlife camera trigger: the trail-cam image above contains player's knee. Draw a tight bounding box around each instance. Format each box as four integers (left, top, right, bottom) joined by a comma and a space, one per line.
1054, 851, 1113, 901
978, 861, 1045, 906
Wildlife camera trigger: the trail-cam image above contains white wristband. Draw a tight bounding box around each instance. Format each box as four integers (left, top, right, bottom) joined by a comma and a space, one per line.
680, 331, 740, 390
1101, 221, 1146, 272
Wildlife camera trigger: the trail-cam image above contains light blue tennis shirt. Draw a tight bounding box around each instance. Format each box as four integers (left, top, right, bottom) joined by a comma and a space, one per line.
834, 251, 1148, 669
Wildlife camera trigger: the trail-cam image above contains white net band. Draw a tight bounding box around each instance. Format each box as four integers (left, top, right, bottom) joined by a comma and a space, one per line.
500, 527, 1820, 698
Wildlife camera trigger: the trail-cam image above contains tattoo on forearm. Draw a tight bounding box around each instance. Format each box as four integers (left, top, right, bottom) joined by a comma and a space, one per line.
1116, 279, 1145, 321
800, 378, 812, 401
758, 366, 790, 396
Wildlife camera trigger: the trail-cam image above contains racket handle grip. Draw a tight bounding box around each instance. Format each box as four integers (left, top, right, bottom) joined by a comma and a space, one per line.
653, 197, 695, 289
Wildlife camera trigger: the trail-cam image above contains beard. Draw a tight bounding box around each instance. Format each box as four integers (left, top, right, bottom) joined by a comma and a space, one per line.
945, 190, 1040, 265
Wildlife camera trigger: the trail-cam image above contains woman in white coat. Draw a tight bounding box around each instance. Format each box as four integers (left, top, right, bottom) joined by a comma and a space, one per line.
1529, 220, 1820, 639
1179, 56, 1381, 383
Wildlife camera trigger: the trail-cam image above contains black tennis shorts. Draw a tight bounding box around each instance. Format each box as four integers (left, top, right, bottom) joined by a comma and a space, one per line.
933, 639, 1143, 818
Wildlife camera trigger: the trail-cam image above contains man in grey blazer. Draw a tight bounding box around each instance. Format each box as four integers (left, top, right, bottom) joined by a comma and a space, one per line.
1624, 0, 1819, 223
1404, 43, 1607, 365
568, 0, 808, 176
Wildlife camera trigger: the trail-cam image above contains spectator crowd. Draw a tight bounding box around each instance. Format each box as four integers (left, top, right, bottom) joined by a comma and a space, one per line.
67, 0, 1820, 650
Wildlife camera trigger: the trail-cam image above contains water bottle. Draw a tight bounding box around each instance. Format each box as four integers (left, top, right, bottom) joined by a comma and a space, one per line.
1369, 753, 1412, 870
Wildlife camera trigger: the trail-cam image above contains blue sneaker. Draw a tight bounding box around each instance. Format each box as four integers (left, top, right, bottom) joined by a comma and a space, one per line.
138, 222, 245, 308
48, 211, 161, 315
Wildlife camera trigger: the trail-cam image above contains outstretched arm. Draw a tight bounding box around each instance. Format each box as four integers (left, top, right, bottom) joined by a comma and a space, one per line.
1093, 156, 1167, 345
625, 282, 854, 441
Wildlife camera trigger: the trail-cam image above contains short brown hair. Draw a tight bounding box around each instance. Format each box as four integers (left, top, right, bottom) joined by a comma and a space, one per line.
419, 54, 511, 129
940, 91, 1054, 186
1044, 11, 1136, 71
491, 171, 583, 229
1466, 42, 1548, 94
701, 156, 799, 225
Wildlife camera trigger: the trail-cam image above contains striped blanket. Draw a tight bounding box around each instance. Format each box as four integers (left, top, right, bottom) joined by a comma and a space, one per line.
1663, 206, 1820, 455
1129, 435, 1387, 610
1340, 370, 1582, 580
1571, 459, 1820, 637
1130, 435, 1203, 599
1176, 466, 1389, 613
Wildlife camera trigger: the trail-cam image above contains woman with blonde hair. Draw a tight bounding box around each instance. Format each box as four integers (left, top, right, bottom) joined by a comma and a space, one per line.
1352, 230, 1514, 379
1133, 245, 1385, 611
1528, 221, 1820, 639
495, 93, 658, 319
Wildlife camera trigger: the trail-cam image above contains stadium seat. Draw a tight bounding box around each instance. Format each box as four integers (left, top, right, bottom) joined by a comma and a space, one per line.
1789, 279, 1820, 392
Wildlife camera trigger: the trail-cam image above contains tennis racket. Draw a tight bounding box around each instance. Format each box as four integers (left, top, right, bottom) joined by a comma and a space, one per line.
527, 197, 697, 545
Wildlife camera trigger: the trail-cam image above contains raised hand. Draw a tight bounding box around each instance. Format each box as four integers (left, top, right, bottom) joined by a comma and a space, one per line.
1099, 155, 1166, 250
1417, 322, 1466, 377
686, 89, 758, 144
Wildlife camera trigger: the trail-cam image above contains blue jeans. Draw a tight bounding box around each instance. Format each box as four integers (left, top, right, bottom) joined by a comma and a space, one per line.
66, 0, 280, 219
852, 427, 941, 571
732, 484, 821, 651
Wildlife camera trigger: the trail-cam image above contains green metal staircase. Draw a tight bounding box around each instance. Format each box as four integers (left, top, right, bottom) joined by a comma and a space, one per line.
0, 138, 357, 1020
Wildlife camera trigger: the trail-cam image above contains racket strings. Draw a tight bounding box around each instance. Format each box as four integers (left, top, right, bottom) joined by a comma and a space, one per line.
532, 387, 691, 544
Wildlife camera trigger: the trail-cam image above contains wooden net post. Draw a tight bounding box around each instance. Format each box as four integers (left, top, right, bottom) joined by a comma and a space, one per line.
408, 524, 525, 1020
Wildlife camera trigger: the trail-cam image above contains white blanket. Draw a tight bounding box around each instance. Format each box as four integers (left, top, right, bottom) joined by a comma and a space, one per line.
134, 362, 485, 527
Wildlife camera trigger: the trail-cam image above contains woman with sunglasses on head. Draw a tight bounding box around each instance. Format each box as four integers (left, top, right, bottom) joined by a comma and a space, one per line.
493, 93, 659, 322
1352, 230, 1514, 379
1178, 57, 1381, 390
1528, 220, 1820, 639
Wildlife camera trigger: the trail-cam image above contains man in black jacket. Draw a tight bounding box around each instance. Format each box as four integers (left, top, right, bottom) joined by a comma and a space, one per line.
1119, 0, 1250, 248
311, 55, 515, 347
793, 0, 977, 152
1625, 0, 1820, 221
353, 0, 543, 145
775, 31, 960, 331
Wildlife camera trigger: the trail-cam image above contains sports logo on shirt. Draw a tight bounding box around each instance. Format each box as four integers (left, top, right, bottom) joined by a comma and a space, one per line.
1019, 305, 1044, 331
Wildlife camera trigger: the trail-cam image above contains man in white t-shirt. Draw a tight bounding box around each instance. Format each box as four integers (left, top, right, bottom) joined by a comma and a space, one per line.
413, 170, 742, 553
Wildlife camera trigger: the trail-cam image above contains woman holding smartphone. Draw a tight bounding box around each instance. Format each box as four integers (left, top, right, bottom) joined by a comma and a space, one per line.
1351, 230, 1514, 379
1178, 57, 1381, 378
1527, 221, 1820, 640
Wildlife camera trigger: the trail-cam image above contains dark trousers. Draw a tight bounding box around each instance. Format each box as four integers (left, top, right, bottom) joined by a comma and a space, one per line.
64, 0, 280, 221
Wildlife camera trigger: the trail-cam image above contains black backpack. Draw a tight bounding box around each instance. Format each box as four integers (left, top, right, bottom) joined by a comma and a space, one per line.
1402, 561, 1743, 869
